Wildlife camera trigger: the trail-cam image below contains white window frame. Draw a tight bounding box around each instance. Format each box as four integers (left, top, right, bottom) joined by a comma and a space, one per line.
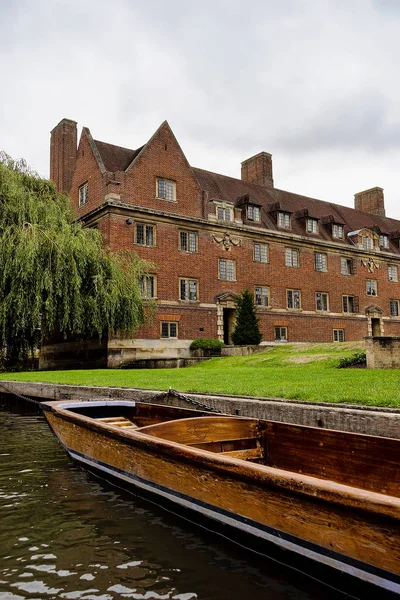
363, 236, 373, 250
278, 211, 291, 228
219, 259, 236, 281
216, 204, 233, 221
366, 279, 377, 296
316, 292, 329, 312
179, 278, 198, 301
79, 182, 88, 207
333, 329, 345, 342
247, 205, 260, 221
179, 230, 197, 253
287, 289, 301, 310
379, 234, 389, 249
157, 178, 176, 201
388, 265, 398, 282
160, 321, 178, 338
314, 252, 327, 272
285, 248, 299, 267
255, 286, 270, 307
341, 257, 355, 275
306, 218, 318, 234
254, 243, 268, 263
333, 224, 344, 239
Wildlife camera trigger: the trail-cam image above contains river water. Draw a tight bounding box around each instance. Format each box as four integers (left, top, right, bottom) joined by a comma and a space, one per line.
0, 407, 347, 600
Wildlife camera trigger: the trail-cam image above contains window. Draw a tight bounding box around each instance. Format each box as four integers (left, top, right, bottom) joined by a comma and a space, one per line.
160, 321, 178, 338
79, 183, 88, 207
139, 275, 156, 299
136, 224, 155, 246
390, 300, 399, 317
157, 178, 176, 201
341, 257, 356, 275
285, 248, 299, 267
254, 243, 268, 263
217, 206, 233, 221
287, 289, 301, 309
379, 235, 389, 249
342, 295, 358, 313
314, 252, 327, 272
333, 224, 344, 239
180, 278, 198, 301
316, 292, 329, 311
219, 259, 235, 281
247, 205, 260, 221
275, 326, 287, 341
363, 236, 373, 250
366, 279, 377, 296
255, 286, 269, 307
278, 212, 291, 228
179, 230, 197, 253
333, 329, 345, 342
307, 218, 318, 234
388, 265, 398, 282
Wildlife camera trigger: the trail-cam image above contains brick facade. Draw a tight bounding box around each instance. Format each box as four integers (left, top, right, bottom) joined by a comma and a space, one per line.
48, 118, 400, 365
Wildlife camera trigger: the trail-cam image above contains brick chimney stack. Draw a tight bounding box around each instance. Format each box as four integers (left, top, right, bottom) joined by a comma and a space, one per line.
50, 118, 77, 193
241, 152, 273, 188
354, 187, 385, 216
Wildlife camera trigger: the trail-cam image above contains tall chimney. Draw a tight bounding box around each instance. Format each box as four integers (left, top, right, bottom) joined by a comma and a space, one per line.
354, 187, 385, 216
241, 152, 273, 188
50, 118, 77, 193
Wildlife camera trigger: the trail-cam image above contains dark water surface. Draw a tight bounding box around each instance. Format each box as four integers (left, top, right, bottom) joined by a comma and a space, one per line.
0, 408, 346, 600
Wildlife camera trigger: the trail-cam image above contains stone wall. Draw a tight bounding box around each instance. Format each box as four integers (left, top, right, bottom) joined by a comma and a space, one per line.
365, 335, 400, 369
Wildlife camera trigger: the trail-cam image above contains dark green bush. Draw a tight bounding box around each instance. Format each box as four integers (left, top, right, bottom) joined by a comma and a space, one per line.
190, 338, 225, 351
337, 351, 366, 369
232, 289, 262, 345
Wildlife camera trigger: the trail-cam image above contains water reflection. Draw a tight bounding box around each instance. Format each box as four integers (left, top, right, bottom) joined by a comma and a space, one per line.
0, 409, 344, 600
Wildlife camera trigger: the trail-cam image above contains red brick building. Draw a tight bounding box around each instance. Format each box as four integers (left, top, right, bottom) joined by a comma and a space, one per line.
47, 117, 400, 367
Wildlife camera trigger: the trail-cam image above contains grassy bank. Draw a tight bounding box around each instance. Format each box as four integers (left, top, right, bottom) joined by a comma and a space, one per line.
1, 342, 400, 408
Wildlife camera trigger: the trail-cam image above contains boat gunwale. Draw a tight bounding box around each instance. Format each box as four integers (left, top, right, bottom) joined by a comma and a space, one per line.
43, 400, 400, 520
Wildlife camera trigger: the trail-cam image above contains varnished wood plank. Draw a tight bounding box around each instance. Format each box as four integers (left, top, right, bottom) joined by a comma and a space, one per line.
222, 447, 264, 460
139, 416, 260, 446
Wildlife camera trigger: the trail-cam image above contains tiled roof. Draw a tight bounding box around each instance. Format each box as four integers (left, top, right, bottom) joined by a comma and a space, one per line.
94, 140, 143, 172
193, 167, 400, 245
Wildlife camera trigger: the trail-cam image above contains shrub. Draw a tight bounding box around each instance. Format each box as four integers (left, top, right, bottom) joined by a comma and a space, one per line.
190, 338, 225, 351
337, 351, 367, 369
231, 289, 262, 345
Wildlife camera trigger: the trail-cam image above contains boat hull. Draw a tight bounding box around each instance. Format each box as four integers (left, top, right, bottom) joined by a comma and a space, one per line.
43, 403, 400, 598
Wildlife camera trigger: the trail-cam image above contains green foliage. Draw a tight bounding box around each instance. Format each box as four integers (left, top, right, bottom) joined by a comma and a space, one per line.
231, 289, 262, 345
190, 338, 225, 351
337, 351, 367, 369
0, 153, 150, 368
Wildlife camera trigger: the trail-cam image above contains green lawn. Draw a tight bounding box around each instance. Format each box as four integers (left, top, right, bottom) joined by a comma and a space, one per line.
1, 342, 400, 408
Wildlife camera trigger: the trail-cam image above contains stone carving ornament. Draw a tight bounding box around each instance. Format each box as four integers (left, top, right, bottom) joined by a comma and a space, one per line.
212, 232, 241, 251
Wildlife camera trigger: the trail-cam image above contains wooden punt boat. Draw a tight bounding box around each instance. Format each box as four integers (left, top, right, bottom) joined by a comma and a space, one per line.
42, 399, 400, 597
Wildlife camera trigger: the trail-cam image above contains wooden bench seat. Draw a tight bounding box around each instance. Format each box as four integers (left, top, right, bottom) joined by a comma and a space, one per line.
97, 416, 138, 429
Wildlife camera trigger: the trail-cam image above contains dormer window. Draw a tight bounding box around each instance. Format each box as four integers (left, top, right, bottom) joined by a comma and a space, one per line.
217, 206, 232, 221
157, 178, 176, 201
379, 234, 389, 249
247, 205, 260, 222
363, 236, 373, 250
333, 224, 344, 239
306, 218, 318, 234
278, 211, 290, 228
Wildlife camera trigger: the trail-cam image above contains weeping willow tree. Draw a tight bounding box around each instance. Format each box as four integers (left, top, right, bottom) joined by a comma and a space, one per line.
0, 153, 150, 368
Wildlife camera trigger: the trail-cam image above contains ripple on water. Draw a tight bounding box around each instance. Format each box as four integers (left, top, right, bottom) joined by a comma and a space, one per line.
0, 409, 342, 600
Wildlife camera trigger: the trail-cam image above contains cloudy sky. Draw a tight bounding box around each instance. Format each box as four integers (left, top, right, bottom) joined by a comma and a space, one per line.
2, 0, 400, 217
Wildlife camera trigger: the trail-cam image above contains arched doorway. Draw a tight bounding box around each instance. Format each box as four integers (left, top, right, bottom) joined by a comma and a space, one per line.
216, 293, 238, 345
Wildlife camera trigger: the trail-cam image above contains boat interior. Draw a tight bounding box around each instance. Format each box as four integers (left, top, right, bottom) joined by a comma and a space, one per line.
62, 401, 400, 497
